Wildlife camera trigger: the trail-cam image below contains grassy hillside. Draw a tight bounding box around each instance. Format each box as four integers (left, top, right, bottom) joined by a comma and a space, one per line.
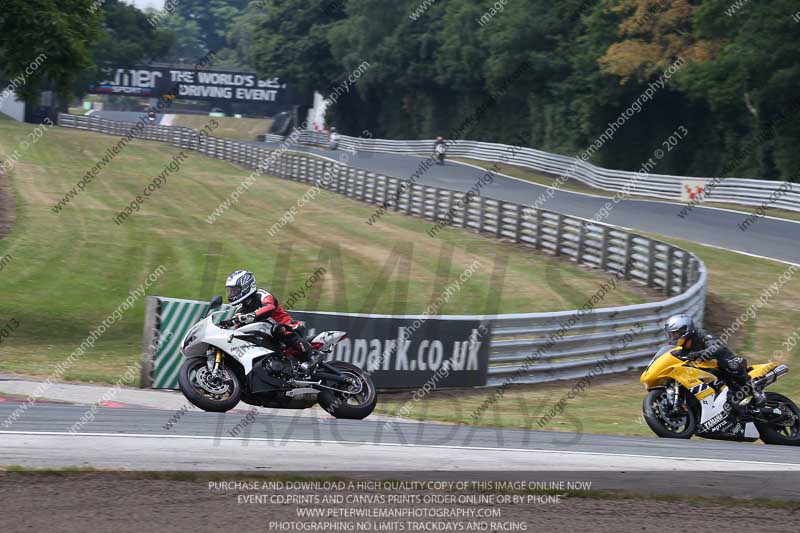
169, 114, 271, 140
0, 117, 651, 383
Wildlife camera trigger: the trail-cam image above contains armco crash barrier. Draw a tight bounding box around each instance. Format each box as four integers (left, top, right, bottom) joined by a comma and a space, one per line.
141, 297, 492, 390
58, 114, 707, 387
273, 130, 800, 213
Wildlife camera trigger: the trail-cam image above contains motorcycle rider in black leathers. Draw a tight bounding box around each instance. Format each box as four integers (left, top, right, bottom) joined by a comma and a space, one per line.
224, 270, 312, 364
664, 314, 766, 409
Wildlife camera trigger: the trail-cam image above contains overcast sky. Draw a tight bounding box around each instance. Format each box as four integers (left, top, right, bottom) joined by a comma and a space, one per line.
128, 0, 164, 11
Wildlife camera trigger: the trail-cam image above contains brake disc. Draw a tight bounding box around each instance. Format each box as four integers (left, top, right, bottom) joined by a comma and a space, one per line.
195, 367, 230, 395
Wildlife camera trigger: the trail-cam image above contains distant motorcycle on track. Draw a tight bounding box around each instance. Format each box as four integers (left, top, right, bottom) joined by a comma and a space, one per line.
328, 129, 340, 150
177, 296, 377, 419
434, 143, 446, 165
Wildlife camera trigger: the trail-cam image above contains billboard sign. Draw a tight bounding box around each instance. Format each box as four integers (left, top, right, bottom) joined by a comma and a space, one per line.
89, 65, 310, 105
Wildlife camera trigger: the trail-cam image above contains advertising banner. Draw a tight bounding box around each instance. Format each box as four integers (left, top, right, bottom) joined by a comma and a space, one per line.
147, 298, 491, 390
89, 65, 310, 106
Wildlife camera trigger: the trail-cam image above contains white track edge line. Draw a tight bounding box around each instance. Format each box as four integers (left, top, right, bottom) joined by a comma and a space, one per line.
1, 430, 798, 467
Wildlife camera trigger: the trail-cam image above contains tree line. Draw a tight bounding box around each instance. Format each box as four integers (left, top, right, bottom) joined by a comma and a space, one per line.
2, 0, 798, 182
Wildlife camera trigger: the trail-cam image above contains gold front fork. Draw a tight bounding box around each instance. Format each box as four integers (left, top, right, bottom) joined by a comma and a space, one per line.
212, 350, 223, 376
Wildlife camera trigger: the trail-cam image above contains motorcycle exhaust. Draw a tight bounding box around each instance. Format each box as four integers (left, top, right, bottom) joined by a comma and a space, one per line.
756, 364, 789, 387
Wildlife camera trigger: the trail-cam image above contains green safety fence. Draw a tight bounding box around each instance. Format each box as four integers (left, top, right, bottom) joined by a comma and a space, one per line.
143, 297, 234, 389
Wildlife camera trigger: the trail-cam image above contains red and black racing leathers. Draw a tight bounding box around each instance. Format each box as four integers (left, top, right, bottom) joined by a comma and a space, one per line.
235, 289, 310, 359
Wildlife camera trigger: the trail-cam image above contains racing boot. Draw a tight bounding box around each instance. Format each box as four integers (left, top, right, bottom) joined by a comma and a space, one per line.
749, 379, 767, 407
289, 341, 314, 377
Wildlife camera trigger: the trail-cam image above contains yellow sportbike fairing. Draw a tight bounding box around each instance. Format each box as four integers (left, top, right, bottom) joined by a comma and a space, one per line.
749, 362, 781, 379
641, 350, 783, 403
640, 347, 721, 401
641, 346, 796, 442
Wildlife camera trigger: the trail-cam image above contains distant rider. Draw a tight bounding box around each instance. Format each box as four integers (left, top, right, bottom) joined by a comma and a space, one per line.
224, 270, 312, 362
329, 126, 340, 149
664, 314, 766, 408
434, 136, 446, 163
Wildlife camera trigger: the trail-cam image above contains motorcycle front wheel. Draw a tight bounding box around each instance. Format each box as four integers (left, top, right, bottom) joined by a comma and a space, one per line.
317, 361, 377, 420
178, 356, 242, 412
642, 388, 696, 439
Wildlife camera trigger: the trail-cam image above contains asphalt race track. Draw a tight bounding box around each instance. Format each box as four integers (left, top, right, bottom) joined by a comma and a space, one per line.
260, 143, 800, 266
2, 399, 800, 473
38, 113, 799, 483
91, 110, 800, 265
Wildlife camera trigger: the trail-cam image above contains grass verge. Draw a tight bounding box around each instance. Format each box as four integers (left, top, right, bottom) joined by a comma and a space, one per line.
169, 114, 272, 140
0, 117, 650, 384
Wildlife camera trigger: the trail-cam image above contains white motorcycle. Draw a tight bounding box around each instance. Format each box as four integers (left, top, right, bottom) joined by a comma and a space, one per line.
328, 131, 340, 150
434, 143, 446, 165
177, 296, 377, 419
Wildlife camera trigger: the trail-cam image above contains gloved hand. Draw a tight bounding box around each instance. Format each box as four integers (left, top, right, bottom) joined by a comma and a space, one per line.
233, 312, 256, 326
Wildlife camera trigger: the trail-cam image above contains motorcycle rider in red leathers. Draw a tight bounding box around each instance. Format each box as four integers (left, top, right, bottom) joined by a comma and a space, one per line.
224, 270, 312, 363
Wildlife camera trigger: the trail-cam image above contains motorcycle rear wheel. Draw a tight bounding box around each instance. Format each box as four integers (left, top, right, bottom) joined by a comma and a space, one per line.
756, 392, 800, 446
642, 388, 696, 439
317, 362, 377, 420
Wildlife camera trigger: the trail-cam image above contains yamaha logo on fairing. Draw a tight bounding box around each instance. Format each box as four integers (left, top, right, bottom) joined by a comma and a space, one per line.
702, 410, 729, 432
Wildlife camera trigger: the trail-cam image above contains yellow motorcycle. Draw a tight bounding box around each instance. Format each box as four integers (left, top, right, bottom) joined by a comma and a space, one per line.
640, 345, 800, 445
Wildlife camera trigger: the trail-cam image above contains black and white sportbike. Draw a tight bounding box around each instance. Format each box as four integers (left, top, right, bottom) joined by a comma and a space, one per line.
434, 143, 446, 165
177, 296, 377, 419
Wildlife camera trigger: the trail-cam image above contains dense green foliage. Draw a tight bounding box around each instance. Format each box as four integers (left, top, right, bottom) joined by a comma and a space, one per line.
246, 0, 800, 181
1, 0, 173, 103
156, 0, 250, 67
0, 0, 103, 102
92, 0, 175, 67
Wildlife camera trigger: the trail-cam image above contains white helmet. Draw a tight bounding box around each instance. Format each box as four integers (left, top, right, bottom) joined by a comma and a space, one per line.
225, 270, 257, 305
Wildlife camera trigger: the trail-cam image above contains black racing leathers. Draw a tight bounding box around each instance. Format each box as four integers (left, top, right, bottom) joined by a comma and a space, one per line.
685, 328, 749, 388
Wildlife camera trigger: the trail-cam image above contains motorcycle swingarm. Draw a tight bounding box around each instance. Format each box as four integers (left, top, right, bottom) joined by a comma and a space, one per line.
311, 371, 349, 383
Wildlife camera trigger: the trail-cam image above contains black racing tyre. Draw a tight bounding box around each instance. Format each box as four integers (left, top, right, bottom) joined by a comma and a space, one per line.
317, 361, 377, 420
642, 388, 697, 439
178, 357, 241, 413
756, 392, 800, 446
